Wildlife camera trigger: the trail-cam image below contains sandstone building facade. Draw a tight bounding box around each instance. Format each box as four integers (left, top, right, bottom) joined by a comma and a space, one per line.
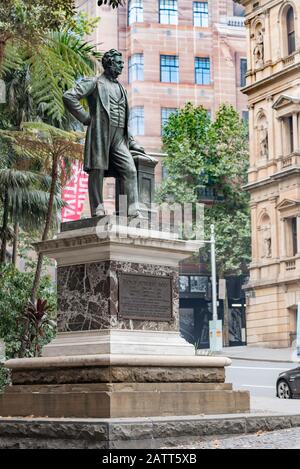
237, 0, 300, 347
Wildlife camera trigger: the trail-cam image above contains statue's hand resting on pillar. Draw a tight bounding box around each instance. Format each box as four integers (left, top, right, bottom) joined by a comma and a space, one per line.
129, 137, 146, 155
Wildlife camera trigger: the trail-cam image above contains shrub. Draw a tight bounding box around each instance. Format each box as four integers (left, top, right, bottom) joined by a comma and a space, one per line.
0, 265, 57, 360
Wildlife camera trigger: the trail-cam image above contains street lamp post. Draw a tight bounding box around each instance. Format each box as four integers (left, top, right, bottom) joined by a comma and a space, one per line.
208, 225, 223, 352
210, 225, 218, 322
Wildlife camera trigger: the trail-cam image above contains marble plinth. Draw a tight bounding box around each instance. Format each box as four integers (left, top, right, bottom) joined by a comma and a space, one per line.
56, 260, 179, 333
33, 221, 202, 335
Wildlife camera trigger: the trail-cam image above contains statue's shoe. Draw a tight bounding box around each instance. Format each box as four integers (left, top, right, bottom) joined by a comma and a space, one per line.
92, 210, 107, 218
128, 211, 147, 220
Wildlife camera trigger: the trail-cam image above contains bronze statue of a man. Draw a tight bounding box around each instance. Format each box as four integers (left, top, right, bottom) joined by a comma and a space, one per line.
63, 49, 143, 218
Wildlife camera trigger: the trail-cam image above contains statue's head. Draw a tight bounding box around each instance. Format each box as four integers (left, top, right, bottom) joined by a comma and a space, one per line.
102, 49, 124, 79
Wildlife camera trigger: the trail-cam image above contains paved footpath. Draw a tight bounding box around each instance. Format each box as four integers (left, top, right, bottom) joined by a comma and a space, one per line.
167, 427, 300, 449
217, 345, 299, 363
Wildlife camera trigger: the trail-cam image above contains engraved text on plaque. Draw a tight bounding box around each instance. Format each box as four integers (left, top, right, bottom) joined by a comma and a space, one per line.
118, 273, 173, 322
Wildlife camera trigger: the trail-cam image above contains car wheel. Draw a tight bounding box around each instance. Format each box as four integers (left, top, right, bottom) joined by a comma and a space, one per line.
277, 380, 292, 399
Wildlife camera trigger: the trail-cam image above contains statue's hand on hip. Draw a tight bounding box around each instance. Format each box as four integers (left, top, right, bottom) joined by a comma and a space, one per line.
84, 115, 91, 126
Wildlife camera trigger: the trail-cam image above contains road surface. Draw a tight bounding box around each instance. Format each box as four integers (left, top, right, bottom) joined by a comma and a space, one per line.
226, 359, 300, 413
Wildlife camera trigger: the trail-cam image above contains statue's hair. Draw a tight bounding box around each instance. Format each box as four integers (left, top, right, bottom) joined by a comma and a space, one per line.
102, 49, 122, 70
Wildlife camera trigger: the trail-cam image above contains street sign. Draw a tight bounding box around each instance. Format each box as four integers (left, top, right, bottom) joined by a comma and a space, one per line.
218, 279, 226, 300
209, 319, 223, 352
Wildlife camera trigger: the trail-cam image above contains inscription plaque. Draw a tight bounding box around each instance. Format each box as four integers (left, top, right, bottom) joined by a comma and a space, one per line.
118, 273, 173, 322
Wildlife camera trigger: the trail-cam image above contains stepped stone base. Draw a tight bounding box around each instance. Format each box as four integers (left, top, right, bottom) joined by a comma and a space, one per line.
1, 414, 299, 449
0, 383, 248, 419
0, 355, 250, 418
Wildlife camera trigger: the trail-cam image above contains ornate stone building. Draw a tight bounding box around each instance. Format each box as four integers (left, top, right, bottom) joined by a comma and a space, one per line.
237, 0, 300, 347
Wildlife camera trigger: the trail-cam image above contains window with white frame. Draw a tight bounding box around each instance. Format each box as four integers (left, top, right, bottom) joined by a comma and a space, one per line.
193, 2, 209, 27
128, 54, 144, 83
130, 106, 144, 135
128, 0, 143, 26
159, 0, 178, 25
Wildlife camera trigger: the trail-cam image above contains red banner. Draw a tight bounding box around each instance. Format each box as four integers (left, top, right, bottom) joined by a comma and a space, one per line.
61, 162, 89, 222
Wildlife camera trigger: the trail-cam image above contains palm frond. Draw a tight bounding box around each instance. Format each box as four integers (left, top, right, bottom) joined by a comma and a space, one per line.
0, 168, 43, 190
1, 41, 23, 75
28, 30, 99, 125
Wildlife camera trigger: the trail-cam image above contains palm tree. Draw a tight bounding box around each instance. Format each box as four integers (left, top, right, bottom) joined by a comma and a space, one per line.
28, 29, 101, 127
0, 65, 42, 264
0, 166, 64, 264
0, 14, 101, 300
1, 20, 99, 261
2, 21, 101, 128
1, 123, 84, 302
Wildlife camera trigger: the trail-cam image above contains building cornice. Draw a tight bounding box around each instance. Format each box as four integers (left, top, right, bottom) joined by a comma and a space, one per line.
242, 62, 300, 95
235, 0, 284, 21
244, 276, 300, 291
244, 166, 300, 191
244, 176, 276, 191
272, 166, 300, 180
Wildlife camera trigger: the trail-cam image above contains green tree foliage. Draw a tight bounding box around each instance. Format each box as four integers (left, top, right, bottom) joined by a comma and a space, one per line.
0, 264, 56, 360
70, 11, 101, 39
1, 4, 101, 128
0, 131, 65, 264
1, 122, 84, 301
97, 0, 124, 8
157, 102, 251, 276
2, 29, 101, 127
0, 0, 76, 67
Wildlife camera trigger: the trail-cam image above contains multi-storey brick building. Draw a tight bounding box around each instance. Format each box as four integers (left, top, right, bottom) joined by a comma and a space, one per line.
77, 0, 247, 179
237, 0, 300, 348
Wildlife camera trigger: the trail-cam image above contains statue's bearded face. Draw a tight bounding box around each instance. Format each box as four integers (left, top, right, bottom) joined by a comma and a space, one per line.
106, 55, 124, 79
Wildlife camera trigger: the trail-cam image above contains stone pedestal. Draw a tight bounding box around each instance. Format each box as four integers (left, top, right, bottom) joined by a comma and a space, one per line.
0, 218, 250, 418
0, 355, 249, 418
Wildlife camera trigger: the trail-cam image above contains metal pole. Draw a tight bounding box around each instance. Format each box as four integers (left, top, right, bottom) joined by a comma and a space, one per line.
210, 224, 218, 322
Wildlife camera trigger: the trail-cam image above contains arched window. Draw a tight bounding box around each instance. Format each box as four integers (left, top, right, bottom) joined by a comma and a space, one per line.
287, 6, 296, 54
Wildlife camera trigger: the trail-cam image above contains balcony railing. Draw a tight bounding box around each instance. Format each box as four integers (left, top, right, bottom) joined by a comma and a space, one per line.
198, 187, 224, 202
283, 55, 296, 67
285, 260, 296, 271
282, 156, 293, 168
226, 17, 245, 28
280, 152, 300, 170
